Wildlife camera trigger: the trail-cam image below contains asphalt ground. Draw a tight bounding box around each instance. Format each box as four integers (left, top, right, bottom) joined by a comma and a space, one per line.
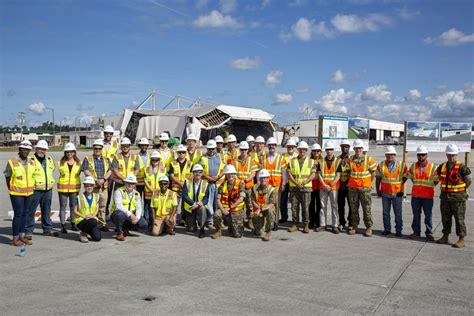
0, 146, 473, 315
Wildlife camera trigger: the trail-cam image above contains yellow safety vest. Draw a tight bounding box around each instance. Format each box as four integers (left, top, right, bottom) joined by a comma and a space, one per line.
200, 155, 225, 185
135, 152, 150, 186
186, 149, 203, 165
289, 156, 315, 188
102, 140, 119, 160
111, 187, 141, 214
183, 180, 209, 213
57, 160, 82, 193
170, 159, 193, 192
338, 154, 350, 182
158, 148, 174, 172
74, 193, 98, 225
144, 165, 167, 199
8, 157, 36, 196
32, 155, 55, 190
114, 153, 137, 184
152, 190, 176, 218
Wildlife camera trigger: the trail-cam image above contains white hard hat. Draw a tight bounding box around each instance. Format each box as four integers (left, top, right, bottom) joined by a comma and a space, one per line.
150, 151, 162, 159
176, 144, 187, 152
35, 140, 49, 150
104, 125, 114, 133
297, 141, 309, 149
93, 139, 104, 147
186, 134, 198, 142
158, 176, 169, 183
246, 135, 255, 142
214, 135, 224, 143
258, 169, 270, 178
255, 136, 265, 143
124, 173, 137, 184
192, 164, 204, 172
286, 138, 296, 147
340, 139, 351, 147
159, 133, 169, 141
385, 146, 397, 155
19, 140, 32, 150
121, 137, 131, 146
267, 137, 277, 145
311, 143, 322, 151
353, 139, 364, 149
416, 145, 428, 155
292, 136, 299, 144
206, 140, 217, 149
138, 137, 149, 145
445, 144, 459, 155
227, 134, 237, 142
224, 164, 237, 174
64, 142, 76, 151
324, 141, 335, 150
83, 176, 96, 185
239, 141, 250, 150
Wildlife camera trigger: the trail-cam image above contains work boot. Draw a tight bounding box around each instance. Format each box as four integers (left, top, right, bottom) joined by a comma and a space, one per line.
26, 234, 32, 241
122, 226, 130, 237
348, 227, 357, 235
206, 223, 214, 229
116, 232, 125, 241
79, 233, 88, 243
19, 236, 32, 246
70, 223, 79, 231
272, 224, 278, 231
332, 227, 339, 234
315, 226, 325, 232
338, 224, 344, 232
211, 230, 221, 239
364, 227, 373, 237
288, 224, 298, 233
302, 224, 309, 234
436, 234, 449, 244
61, 225, 68, 234
262, 232, 272, 241
426, 234, 434, 241
198, 228, 205, 239
408, 232, 419, 239
453, 237, 465, 248
168, 229, 176, 236
11, 237, 22, 247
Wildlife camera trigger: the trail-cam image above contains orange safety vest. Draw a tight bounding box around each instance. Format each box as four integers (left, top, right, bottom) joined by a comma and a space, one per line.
260, 153, 285, 187
8, 157, 36, 196
252, 185, 275, 213
234, 156, 257, 189
439, 161, 466, 193
320, 157, 341, 190
348, 155, 375, 189
410, 162, 436, 199
378, 160, 406, 195
220, 179, 245, 212
226, 148, 239, 165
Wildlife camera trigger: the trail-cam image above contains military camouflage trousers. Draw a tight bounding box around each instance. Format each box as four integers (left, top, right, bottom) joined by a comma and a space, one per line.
251, 208, 275, 236
440, 199, 467, 237
214, 209, 244, 238
348, 188, 373, 228
290, 189, 311, 225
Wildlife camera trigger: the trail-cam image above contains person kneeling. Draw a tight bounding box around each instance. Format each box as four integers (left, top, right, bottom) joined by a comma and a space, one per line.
111, 174, 147, 241
250, 169, 276, 241
151, 176, 178, 236
72, 176, 102, 243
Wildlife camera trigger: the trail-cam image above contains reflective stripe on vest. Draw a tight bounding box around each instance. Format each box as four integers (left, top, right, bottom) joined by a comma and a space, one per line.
348, 155, 373, 189
86, 156, 110, 188
183, 180, 208, 212
252, 185, 275, 212
440, 161, 466, 193
102, 140, 119, 159
262, 153, 283, 187
289, 156, 314, 188
111, 187, 140, 213
154, 190, 175, 218
171, 160, 193, 191
320, 157, 340, 190
379, 160, 405, 194
136, 153, 150, 185
8, 157, 35, 196
57, 160, 81, 193
234, 156, 255, 188
221, 179, 245, 212
74, 193, 98, 225
32, 156, 55, 190
144, 165, 167, 199
114, 153, 137, 184
410, 162, 436, 198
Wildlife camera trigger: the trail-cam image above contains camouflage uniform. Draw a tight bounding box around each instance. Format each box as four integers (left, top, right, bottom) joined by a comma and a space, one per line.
215, 180, 246, 238
436, 162, 471, 237
250, 185, 276, 236
348, 188, 373, 228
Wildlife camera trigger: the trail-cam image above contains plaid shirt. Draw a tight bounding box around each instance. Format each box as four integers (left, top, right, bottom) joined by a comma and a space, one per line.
81, 156, 108, 179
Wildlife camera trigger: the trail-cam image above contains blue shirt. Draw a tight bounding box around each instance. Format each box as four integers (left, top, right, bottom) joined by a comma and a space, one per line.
205, 153, 220, 177
74, 193, 93, 207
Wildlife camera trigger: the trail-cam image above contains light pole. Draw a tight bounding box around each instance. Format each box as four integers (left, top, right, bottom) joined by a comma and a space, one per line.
46, 107, 55, 144
18, 112, 25, 141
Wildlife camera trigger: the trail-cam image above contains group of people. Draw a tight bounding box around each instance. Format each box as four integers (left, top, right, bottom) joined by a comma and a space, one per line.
5, 125, 471, 248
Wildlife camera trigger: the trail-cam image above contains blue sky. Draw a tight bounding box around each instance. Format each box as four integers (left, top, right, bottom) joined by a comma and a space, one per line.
1, 0, 473, 127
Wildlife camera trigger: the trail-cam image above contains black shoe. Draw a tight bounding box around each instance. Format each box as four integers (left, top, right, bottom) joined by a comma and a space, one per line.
396, 231, 402, 237
272, 224, 279, 231
278, 219, 287, 224
198, 228, 205, 239
61, 225, 68, 234
43, 230, 53, 236
70, 223, 78, 231
100, 226, 109, 232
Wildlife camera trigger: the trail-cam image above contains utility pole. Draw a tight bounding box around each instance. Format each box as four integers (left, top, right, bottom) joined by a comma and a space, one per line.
18, 112, 25, 141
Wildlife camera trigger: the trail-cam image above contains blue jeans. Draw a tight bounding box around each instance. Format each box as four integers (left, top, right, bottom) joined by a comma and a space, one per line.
206, 183, 217, 224
111, 211, 148, 233
411, 197, 433, 235
26, 190, 53, 234
280, 183, 289, 221
382, 193, 403, 233
11, 195, 33, 237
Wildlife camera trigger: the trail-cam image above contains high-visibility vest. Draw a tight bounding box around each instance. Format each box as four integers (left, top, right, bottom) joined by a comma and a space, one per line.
7, 157, 35, 196
135, 152, 150, 186
261, 153, 285, 187
200, 155, 225, 185
283, 152, 297, 170
144, 165, 167, 199
57, 160, 81, 193
32, 155, 55, 190
74, 193, 98, 225
114, 153, 137, 184
439, 161, 466, 193
311, 158, 321, 190
158, 148, 174, 172
186, 149, 203, 165
226, 148, 239, 165
320, 157, 341, 190
378, 160, 406, 195
220, 179, 245, 212
170, 159, 193, 192
111, 187, 141, 214
347, 155, 376, 189
252, 185, 275, 212
183, 180, 209, 213
410, 162, 437, 199
234, 156, 257, 189
289, 156, 315, 188
217, 149, 227, 164
85, 155, 110, 188
338, 154, 351, 183
102, 140, 119, 160
152, 189, 176, 218
253, 151, 265, 165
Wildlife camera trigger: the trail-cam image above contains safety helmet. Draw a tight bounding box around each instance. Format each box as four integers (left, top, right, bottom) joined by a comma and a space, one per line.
340, 139, 351, 147
158, 176, 169, 183
120, 137, 131, 146
159, 133, 169, 141
224, 164, 237, 174
227, 134, 237, 143
104, 125, 114, 133
324, 141, 335, 150
258, 169, 270, 178
176, 144, 187, 152
297, 141, 309, 150
192, 164, 204, 172
239, 141, 250, 150
138, 137, 149, 145
311, 143, 321, 151
93, 139, 104, 147
206, 140, 217, 149
19, 140, 32, 150
35, 140, 49, 150
186, 134, 198, 142
353, 139, 364, 149
385, 146, 397, 155
150, 151, 162, 159
83, 176, 96, 185
64, 142, 76, 152
286, 138, 296, 147
445, 144, 459, 155
267, 137, 278, 145
416, 145, 428, 155
124, 173, 137, 184
214, 135, 224, 143
246, 135, 255, 142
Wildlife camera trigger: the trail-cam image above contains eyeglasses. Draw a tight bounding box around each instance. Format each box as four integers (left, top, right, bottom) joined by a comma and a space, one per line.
104, 132, 113, 135
417, 154, 427, 157
151, 159, 160, 162
159, 182, 168, 186
178, 151, 186, 154
93, 147, 102, 150
65, 151, 75, 154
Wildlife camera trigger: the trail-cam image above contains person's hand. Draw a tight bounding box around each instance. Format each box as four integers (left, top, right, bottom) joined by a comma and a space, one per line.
197, 201, 203, 207
85, 214, 93, 219
191, 203, 199, 210
296, 183, 303, 190
130, 214, 138, 224
222, 208, 230, 216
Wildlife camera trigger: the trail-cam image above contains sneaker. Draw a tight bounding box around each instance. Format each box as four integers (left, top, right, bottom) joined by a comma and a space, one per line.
79, 233, 88, 243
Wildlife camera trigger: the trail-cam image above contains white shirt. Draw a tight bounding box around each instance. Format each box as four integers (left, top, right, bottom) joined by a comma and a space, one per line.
114, 189, 143, 219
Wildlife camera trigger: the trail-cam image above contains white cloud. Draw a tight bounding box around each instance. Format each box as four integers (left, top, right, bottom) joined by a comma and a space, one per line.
264, 70, 283, 87
361, 84, 392, 102
288, 18, 334, 41
230, 56, 261, 70
331, 14, 393, 33
330, 69, 345, 83
314, 88, 352, 114
424, 28, 474, 47
274, 93, 293, 104
426, 85, 474, 119
193, 10, 240, 28
29, 102, 46, 115
397, 7, 420, 20
405, 89, 421, 101
219, 0, 237, 14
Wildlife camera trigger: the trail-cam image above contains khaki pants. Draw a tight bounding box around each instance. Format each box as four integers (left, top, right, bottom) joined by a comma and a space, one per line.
290, 189, 311, 225
152, 216, 175, 236
93, 187, 108, 228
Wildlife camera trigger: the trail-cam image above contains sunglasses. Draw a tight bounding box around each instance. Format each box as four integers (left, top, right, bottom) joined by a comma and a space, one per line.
93, 147, 102, 150
151, 159, 160, 162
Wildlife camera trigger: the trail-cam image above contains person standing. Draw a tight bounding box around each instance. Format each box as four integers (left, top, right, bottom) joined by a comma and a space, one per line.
72, 176, 101, 243
253, 136, 266, 163
170, 144, 193, 226
309, 143, 322, 229
225, 134, 239, 165
143, 151, 167, 227
134, 137, 150, 199
250, 169, 276, 241
57, 142, 81, 233
4, 140, 35, 246
26, 140, 55, 237
338, 140, 352, 231
287, 141, 316, 233
280, 138, 298, 223
407, 145, 439, 241
186, 133, 203, 165
215, 135, 227, 164
347, 139, 377, 237
102, 125, 119, 216
246, 135, 256, 157
157, 133, 174, 173
150, 176, 178, 237
82, 139, 112, 232
111, 137, 137, 189
436, 144, 471, 248
376, 146, 408, 236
